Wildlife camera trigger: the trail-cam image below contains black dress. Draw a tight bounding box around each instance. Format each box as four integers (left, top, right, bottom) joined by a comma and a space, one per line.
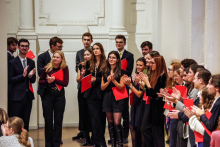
142, 73, 167, 147
77, 64, 92, 132
102, 70, 126, 113
130, 84, 145, 128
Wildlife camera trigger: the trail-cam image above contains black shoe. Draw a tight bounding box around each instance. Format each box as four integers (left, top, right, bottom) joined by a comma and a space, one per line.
72, 131, 84, 140
60, 140, 63, 144
123, 138, 128, 144
115, 125, 123, 147
83, 131, 91, 146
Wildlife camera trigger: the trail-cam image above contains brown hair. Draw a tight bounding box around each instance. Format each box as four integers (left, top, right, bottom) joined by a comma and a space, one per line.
181, 58, 197, 69
210, 74, 220, 92
198, 88, 214, 113
166, 62, 181, 89
197, 68, 211, 85
81, 48, 93, 67
90, 43, 106, 73
7, 37, 18, 46
8, 117, 31, 147
0, 108, 9, 124
149, 55, 168, 88
115, 35, 126, 43
49, 37, 63, 48
82, 32, 93, 40
140, 41, 152, 49
149, 51, 160, 57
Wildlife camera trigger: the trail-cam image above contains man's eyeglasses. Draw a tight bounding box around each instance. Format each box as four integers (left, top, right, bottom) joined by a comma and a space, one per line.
20, 45, 29, 48
56, 45, 63, 48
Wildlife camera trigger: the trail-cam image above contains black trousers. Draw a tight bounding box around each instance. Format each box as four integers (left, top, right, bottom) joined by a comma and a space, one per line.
9, 93, 32, 131
41, 88, 66, 147
86, 91, 106, 146
78, 89, 92, 132
122, 87, 130, 139
169, 119, 178, 147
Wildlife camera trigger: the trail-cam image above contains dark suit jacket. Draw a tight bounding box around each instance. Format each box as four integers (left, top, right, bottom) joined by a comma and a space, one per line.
121, 50, 134, 77
37, 50, 51, 96
7, 52, 14, 62
8, 56, 36, 101
83, 61, 103, 99
75, 49, 84, 72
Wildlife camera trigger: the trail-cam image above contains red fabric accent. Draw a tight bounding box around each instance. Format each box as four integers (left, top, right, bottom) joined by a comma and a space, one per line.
130, 92, 134, 105
29, 81, 34, 94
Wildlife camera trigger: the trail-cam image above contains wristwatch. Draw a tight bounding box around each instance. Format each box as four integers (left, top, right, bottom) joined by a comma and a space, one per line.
129, 85, 133, 89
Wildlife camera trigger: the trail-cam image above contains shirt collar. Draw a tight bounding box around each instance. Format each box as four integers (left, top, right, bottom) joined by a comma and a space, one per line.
18, 55, 27, 61
48, 49, 53, 58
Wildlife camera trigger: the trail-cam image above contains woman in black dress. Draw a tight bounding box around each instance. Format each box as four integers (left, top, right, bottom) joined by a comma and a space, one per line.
101, 51, 125, 147
84, 43, 107, 147
141, 55, 167, 147
124, 57, 146, 147
76, 49, 93, 146
39, 50, 69, 147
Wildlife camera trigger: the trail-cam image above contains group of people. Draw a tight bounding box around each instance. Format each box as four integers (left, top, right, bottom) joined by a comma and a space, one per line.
2, 32, 220, 147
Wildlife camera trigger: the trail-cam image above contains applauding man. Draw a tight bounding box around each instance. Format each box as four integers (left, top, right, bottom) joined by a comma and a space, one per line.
8, 39, 36, 131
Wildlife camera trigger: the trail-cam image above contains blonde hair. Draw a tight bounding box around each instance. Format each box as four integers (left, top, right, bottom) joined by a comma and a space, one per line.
8, 117, 31, 147
0, 108, 9, 124
45, 50, 67, 72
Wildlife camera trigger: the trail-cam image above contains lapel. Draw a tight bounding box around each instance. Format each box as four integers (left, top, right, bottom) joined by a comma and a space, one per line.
121, 50, 127, 60
80, 49, 84, 62
27, 58, 32, 73
15, 56, 24, 72
45, 50, 51, 63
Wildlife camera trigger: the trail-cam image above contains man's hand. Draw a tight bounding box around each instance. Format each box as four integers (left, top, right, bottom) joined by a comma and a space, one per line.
23, 65, 29, 77
167, 110, 180, 119
28, 68, 36, 77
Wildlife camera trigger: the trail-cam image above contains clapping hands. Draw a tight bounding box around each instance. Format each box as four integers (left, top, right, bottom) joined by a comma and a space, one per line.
46, 74, 55, 83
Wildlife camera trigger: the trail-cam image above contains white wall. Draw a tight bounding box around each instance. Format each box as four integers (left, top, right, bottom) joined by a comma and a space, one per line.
2, 0, 220, 129
0, 0, 8, 111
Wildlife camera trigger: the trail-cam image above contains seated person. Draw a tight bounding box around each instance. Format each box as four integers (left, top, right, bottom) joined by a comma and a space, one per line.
0, 117, 34, 147
0, 108, 9, 137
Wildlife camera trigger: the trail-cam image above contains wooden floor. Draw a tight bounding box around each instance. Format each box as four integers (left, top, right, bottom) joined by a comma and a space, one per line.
29, 127, 132, 147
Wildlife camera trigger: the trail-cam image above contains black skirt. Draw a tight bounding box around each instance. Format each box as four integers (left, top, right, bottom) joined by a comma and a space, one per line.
130, 92, 145, 128
102, 90, 124, 113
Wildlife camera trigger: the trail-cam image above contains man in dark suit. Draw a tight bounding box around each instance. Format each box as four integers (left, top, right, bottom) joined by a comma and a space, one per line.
8, 39, 36, 131
7, 37, 18, 61
115, 35, 134, 143
7, 37, 18, 115
73, 32, 93, 140
37, 37, 63, 95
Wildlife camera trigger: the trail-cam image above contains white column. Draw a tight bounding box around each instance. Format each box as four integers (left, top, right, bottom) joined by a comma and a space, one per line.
18, 0, 34, 32
109, 0, 127, 34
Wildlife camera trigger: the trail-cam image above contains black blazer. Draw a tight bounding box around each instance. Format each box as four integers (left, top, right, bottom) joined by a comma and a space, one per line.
121, 50, 134, 77
7, 52, 14, 62
37, 50, 51, 96
75, 49, 84, 72
83, 61, 103, 99
8, 56, 36, 101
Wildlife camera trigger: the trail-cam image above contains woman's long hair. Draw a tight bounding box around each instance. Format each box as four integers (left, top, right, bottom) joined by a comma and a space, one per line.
45, 50, 68, 72
0, 108, 9, 124
81, 48, 92, 67
103, 51, 121, 79
149, 55, 168, 88
89, 43, 106, 73
8, 117, 31, 147
166, 62, 181, 89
